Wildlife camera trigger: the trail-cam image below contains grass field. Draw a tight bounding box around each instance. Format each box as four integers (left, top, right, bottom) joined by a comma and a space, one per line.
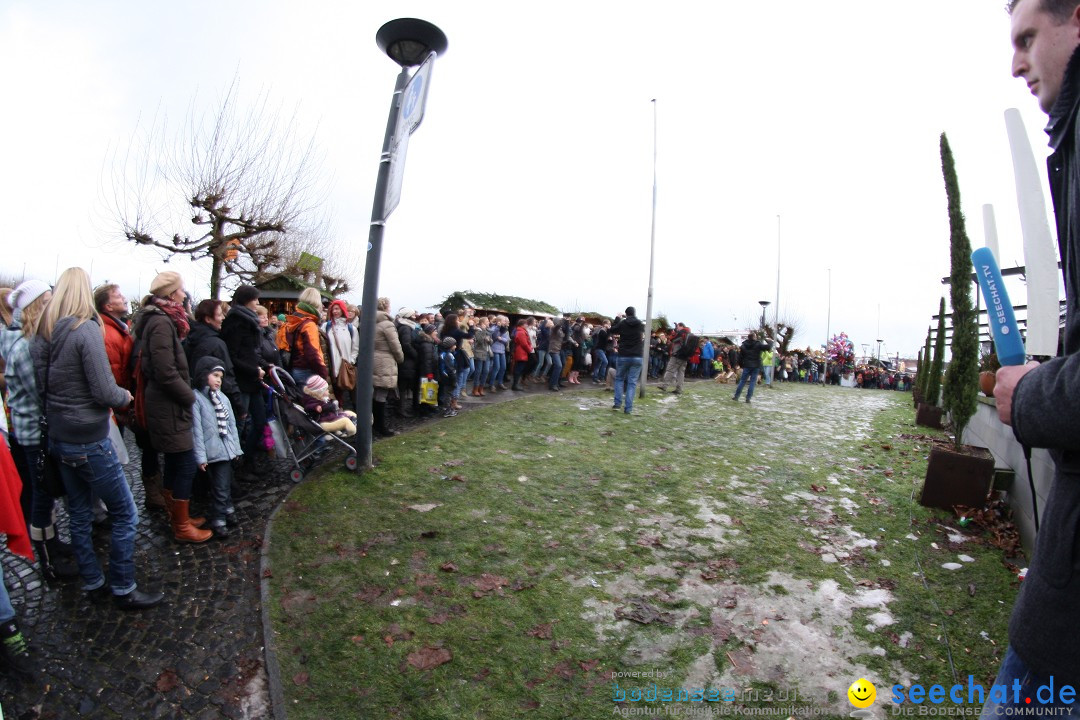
267, 381, 1023, 719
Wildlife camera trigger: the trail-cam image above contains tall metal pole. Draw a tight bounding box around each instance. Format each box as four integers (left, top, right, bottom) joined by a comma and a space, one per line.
774, 214, 781, 331
824, 268, 831, 384
640, 99, 657, 398
355, 66, 411, 470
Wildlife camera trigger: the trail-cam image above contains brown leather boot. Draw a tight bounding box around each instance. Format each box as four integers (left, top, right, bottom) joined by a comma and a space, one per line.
169, 500, 212, 543
162, 489, 205, 528
478, 386, 485, 396
143, 472, 166, 509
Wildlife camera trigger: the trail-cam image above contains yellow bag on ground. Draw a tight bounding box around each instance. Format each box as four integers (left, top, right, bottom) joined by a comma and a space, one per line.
420, 376, 439, 405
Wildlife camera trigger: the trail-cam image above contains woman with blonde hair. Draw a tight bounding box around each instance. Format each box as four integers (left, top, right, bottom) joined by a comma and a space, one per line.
31, 268, 164, 609
280, 287, 328, 385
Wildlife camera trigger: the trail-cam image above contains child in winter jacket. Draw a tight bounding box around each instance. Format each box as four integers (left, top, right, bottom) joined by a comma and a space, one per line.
301, 375, 357, 437
438, 337, 458, 417
191, 357, 243, 537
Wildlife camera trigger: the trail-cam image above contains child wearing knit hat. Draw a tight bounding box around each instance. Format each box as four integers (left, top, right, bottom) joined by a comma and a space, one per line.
438, 337, 458, 417
301, 375, 357, 437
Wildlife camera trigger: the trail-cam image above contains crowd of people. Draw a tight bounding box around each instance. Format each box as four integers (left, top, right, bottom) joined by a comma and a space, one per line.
0, 271, 917, 677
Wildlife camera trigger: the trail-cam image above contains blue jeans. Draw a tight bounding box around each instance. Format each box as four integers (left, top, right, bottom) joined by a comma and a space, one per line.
455, 357, 473, 399
614, 356, 643, 413
548, 351, 564, 389
533, 350, 551, 379
472, 358, 490, 390
489, 354, 506, 387
981, 646, 1080, 716
733, 367, 759, 401
206, 460, 234, 525
592, 349, 609, 381
763, 365, 774, 386
10, 438, 60, 532
163, 448, 197, 501
290, 368, 314, 387
0, 562, 13, 624
51, 438, 138, 595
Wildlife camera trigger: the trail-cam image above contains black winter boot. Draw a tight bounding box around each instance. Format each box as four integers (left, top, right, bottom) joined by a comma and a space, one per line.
373, 401, 397, 437
30, 526, 78, 582
0, 620, 36, 679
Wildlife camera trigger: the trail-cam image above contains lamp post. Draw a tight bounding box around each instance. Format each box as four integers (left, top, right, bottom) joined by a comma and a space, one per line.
355, 18, 447, 470
774, 214, 781, 330
758, 300, 771, 331
877, 338, 883, 363
640, 99, 658, 399
824, 268, 831, 385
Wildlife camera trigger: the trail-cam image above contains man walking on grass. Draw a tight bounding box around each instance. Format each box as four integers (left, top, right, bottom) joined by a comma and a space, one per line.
731, 331, 771, 404
609, 307, 644, 415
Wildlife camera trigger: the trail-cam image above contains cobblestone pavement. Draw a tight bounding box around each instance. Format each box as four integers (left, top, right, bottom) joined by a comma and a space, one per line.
0, 372, 660, 718
0, 430, 303, 720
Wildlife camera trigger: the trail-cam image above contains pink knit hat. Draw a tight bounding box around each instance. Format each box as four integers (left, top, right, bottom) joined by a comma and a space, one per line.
304, 375, 329, 395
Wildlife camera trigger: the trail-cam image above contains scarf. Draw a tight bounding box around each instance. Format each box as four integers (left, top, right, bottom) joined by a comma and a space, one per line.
148, 296, 190, 339
209, 388, 230, 437
297, 301, 320, 317
330, 318, 353, 369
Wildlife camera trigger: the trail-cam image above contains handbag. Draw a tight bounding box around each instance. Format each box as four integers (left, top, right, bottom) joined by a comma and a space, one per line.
38, 333, 70, 498
267, 418, 291, 460
420, 376, 438, 405
336, 361, 357, 391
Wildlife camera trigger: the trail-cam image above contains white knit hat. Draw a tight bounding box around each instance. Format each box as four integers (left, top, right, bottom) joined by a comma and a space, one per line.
10, 279, 50, 311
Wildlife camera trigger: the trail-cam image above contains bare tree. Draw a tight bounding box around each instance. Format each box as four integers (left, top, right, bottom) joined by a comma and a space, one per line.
111, 80, 331, 298
246, 221, 359, 296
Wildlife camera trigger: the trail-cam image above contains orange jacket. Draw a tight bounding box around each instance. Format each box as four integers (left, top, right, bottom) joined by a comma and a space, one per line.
281, 310, 328, 378
102, 312, 134, 389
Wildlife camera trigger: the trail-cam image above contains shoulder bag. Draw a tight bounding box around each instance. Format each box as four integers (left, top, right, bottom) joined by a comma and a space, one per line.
37, 332, 71, 498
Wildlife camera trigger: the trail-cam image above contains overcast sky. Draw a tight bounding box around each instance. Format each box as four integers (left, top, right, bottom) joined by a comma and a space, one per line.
0, 1, 1060, 359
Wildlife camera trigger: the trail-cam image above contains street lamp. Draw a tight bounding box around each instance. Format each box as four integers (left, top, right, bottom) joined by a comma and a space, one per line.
355, 18, 448, 471
876, 338, 883, 363
759, 300, 771, 330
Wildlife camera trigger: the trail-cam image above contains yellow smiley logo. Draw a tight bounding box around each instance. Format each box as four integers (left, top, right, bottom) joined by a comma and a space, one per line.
847, 678, 876, 708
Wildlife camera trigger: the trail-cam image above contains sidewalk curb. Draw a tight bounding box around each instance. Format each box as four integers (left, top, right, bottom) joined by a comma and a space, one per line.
260, 487, 292, 720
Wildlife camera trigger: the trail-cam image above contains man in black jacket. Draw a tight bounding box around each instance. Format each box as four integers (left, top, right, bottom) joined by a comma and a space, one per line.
731, 332, 771, 404
983, 1, 1080, 712
609, 307, 644, 414
220, 285, 266, 480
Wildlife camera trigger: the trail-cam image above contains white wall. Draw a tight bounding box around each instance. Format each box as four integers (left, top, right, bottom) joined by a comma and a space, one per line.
962, 400, 1053, 558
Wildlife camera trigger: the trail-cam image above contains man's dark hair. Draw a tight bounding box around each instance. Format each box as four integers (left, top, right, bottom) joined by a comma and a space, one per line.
1009, 0, 1080, 20
93, 283, 119, 313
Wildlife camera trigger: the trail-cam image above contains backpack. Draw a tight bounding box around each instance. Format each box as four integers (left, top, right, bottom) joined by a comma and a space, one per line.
676, 334, 699, 360
282, 318, 314, 370
131, 340, 148, 429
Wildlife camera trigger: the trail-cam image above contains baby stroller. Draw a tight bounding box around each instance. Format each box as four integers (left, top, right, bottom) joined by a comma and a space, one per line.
264, 366, 358, 482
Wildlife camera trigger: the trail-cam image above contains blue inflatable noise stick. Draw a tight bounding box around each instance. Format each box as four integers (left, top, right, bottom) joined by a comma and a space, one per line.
971, 247, 1027, 366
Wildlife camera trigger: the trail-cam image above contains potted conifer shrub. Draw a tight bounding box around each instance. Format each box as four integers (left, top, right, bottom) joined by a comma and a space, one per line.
916, 299, 946, 429
914, 328, 931, 407
919, 134, 994, 510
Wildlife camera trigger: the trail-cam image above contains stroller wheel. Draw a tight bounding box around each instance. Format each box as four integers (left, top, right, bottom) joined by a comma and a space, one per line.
344, 455, 358, 471
290, 469, 304, 483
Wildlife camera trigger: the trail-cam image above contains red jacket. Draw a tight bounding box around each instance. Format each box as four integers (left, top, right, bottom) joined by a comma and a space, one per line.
0, 440, 32, 560
102, 312, 134, 390
512, 327, 532, 362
